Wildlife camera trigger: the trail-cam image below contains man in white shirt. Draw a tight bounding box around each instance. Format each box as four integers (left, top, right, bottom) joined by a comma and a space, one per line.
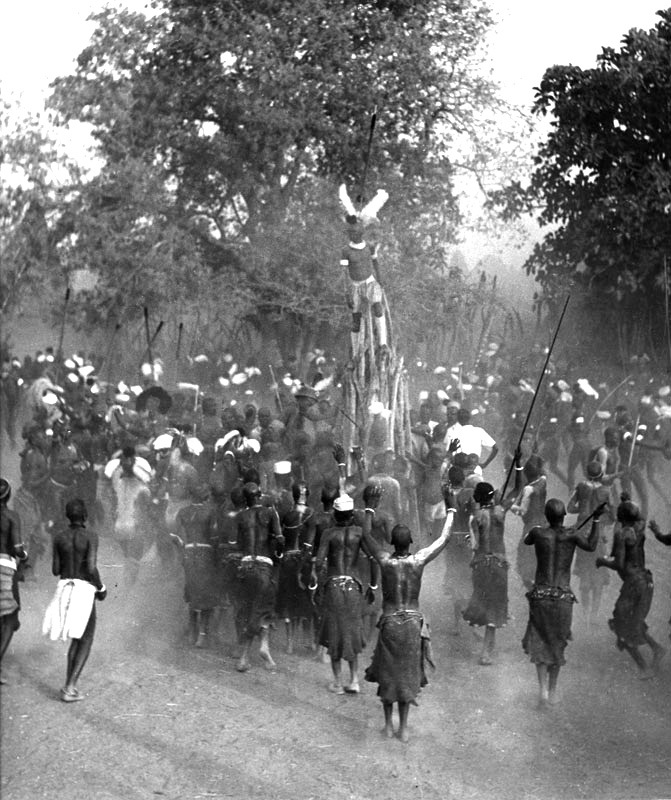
452, 408, 499, 469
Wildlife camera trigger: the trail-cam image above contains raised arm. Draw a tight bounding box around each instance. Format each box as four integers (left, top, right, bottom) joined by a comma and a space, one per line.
574, 502, 606, 552
649, 520, 671, 546
416, 509, 455, 566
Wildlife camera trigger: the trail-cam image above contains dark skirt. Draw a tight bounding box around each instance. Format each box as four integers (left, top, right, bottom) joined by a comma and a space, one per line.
522, 586, 576, 666
183, 546, 222, 611
365, 611, 429, 705
234, 561, 277, 640
318, 576, 365, 661
608, 569, 653, 649
276, 550, 314, 621
463, 554, 509, 628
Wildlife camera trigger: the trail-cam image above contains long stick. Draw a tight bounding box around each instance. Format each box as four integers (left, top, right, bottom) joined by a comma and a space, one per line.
268, 364, 283, 414
143, 307, 153, 365
576, 502, 608, 531
56, 286, 70, 358
627, 413, 640, 469
176, 322, 184, 360
500, 295, 571, 499
356, 107, 377, 207
589, 374, 633, 425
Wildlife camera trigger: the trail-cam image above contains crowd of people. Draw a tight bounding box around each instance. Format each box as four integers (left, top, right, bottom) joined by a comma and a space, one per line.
1, 337, 671, 741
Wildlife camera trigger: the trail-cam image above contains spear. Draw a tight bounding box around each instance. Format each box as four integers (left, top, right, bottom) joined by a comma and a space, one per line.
56, 286, 70, 360
588, 374, 633, 425
627, 413, 641, 469
576, 501, 608, 531
356, 106, 378, 207
268, 364, 284, 414
500, 295, 571, 500
143, 306, 153, 365
176, 322, 184, 361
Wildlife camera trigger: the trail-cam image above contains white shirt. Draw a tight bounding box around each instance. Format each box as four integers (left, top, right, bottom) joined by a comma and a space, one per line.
453, 424, 496, 459
443, 422, 463, 452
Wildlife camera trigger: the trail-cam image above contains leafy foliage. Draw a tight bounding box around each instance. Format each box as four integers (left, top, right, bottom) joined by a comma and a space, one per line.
491, 11, 671, 356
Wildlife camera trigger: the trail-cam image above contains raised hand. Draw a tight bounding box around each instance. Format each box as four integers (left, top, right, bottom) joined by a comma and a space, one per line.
333, 443, 347, 465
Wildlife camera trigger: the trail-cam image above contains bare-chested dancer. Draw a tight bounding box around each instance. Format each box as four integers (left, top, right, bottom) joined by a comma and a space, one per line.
597, 500, 666, 678
42, 499, 106, 702
522, 498, 601, 706
313, 493, 378, 695
361, 485, 455, 742
234, 482, 284, 672
0, 479, 28, 682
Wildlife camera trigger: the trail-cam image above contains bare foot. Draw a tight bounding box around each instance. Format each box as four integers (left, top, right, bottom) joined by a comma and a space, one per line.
652, 647, 666, 672
236, 658, 250, 673
398, 727, 409, 743
638, 668, 654, 681
547, 691, 560, 706
344, 681, 360, 694
259, 648, 277, 670
328, 682, 344, 695
382, 724, 394, 739
195, 632, 207, 649
478, 654, 493, 666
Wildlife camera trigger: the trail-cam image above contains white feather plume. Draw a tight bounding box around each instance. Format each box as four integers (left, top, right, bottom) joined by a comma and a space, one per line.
360, 189, 388, 224
338, 183, 357, 217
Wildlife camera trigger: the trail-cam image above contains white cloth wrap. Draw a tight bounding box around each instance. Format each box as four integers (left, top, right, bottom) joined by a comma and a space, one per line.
42, 579, 96, 641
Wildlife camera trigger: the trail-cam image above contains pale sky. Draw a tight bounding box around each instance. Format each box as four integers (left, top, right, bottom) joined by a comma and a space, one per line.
1, 0, 666, 109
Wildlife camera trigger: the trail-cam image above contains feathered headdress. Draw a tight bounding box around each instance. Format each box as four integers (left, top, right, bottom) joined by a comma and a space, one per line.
339, 183, 388, 227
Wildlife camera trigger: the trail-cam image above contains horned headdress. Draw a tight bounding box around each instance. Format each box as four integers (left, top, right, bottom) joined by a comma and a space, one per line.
339, 183, 389, 227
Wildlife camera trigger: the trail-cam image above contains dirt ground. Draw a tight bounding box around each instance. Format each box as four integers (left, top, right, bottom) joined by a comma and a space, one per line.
1, 403, 671, 800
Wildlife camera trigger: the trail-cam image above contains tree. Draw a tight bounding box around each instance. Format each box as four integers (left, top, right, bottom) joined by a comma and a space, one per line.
491, 10, 671, 364
0, 93, 75, 317
48, 0, 503, 361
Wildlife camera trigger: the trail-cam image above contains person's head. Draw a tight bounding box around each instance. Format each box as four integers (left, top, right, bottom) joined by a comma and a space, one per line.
586, 460, 603, 481
257, 407, 273, 428
120, 445, 136, 475
292, 482, 309, 505
452, 452, 469, 470
192, 483, 211, 503
321, 484, 339, 510
473, 482, 495, 507
0, 478, 11, 505
457, 408, 471, 426
466, 453, 480, 472
428, 446, 444, 468
447, 465, 464, 487
23, 422, 46, 449
241, 467, 260, 485
390, 524, 413, 554
65, 498, 88, 524
242, 482, 261, 507
295, 387, 317, 414
446, 401, 460, 425
617, 499, 640, 525
523, 454, 544, 482
604, 426, 620, 448
418, 402, 431, 424
544, 498, 566, 526
230, 485, 247, 510
333, 493, 354, 524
